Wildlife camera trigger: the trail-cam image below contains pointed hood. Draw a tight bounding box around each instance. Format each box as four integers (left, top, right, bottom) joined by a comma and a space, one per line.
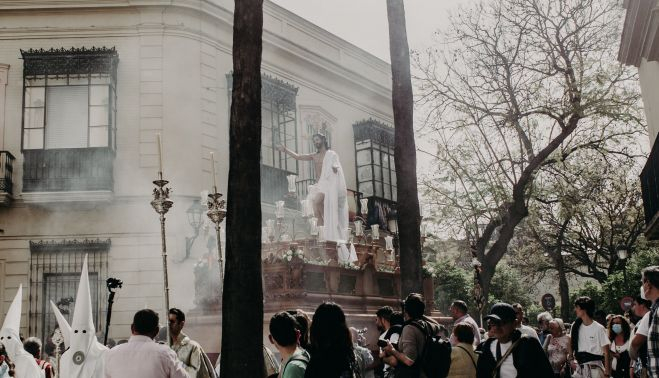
72, 255, 95, 335
60, 255, 108, 378
1, 284, 22, 336
50, 300, 72, 348
0, 285, 24, 359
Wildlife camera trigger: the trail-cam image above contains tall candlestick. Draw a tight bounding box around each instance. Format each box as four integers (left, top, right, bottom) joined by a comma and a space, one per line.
210, 152, 217, 192
157, 133, 163, 176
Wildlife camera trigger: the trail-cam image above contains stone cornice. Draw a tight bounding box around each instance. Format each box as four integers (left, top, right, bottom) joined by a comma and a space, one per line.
619, 0, 659, 67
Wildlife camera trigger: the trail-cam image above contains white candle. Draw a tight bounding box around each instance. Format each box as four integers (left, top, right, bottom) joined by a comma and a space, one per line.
156, 133, 163, 175
318, 226, 325, 242
210, 152, 217, 192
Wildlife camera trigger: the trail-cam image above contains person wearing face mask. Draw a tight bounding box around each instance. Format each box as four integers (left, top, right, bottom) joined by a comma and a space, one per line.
630, 296, 652, 378
607, 315, 631, 378
639, 266, 659, 378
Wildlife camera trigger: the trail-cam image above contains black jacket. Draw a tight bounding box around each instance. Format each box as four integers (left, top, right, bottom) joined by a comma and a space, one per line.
476, 330, 554, 378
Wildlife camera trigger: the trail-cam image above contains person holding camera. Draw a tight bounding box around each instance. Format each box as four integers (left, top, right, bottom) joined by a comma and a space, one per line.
377, 311, 404, 378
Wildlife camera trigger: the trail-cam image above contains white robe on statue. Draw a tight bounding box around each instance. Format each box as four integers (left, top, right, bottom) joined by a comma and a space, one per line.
317, 150, 349, 243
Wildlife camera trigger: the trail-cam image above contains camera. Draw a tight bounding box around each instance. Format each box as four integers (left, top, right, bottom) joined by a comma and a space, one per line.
377, 339, 388, 348
106, 277, 123, 291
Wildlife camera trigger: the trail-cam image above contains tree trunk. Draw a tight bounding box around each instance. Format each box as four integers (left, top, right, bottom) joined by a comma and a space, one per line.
220, 1, 264, 376
387, 0, 423, 297
555, 251, 571, 321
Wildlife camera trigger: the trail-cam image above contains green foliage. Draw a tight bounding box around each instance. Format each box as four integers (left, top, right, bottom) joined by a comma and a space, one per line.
431, 258, 472, 313
571, 248, 659, 317
431, 258, 535, 318
488, 264, 533, 308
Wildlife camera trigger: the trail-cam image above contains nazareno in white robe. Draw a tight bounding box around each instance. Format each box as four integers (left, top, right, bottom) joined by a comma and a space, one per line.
317, 149, 349, 243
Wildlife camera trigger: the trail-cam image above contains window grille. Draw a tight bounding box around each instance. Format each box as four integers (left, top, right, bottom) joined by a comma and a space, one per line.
27, 239, 110, 345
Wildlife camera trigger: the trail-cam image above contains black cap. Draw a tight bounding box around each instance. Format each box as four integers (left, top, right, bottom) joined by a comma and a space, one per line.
484, 303, 516, 323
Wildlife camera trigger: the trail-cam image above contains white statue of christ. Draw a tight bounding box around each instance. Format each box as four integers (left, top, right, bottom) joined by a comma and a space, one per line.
278, 134, 349, 243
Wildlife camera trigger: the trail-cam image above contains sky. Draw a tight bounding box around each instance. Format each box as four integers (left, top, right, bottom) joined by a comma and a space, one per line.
270, 0, 477, 63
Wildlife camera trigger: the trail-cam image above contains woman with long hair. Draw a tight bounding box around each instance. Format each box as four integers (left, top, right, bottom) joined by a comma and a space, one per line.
570, 297, 610, 378
607, 315, 631, 378
304, 302, 359, 378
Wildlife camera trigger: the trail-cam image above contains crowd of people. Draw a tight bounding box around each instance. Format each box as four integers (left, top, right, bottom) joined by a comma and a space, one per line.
1, 265, 657, 378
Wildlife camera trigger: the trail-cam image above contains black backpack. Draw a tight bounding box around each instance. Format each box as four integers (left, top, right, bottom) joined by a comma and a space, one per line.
408, 320, 451, 378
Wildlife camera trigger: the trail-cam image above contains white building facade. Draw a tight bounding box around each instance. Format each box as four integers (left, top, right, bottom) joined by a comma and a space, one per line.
0, 0, 395, 352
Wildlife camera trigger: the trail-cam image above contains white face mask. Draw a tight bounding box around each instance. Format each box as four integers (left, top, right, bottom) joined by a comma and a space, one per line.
641, 285, 647, 300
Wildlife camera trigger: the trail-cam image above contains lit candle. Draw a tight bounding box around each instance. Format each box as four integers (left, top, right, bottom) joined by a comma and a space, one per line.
372, 224, 380, 240
210, 152, 217, 193
156, 133, 163, 176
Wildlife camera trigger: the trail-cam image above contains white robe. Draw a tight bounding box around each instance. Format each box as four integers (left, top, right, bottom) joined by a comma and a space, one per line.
317, 150, 349, 243
0, 333, 41, 378
59, 341, 107, 378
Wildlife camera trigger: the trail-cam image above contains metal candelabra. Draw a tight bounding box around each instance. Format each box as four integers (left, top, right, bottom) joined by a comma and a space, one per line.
151, 173, 173, 343
206, 190, 227, 285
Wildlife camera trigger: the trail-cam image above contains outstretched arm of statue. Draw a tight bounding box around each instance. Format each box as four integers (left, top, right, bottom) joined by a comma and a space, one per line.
277, 144, 314, 161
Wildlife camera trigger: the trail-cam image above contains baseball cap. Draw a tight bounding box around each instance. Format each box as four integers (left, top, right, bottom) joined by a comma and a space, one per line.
484, 303, 516, 324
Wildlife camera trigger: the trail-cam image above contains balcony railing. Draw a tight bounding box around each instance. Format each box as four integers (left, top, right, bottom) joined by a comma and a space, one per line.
0, 151, 15, 203
23, 148, 114, 192
641, 136, 659, 239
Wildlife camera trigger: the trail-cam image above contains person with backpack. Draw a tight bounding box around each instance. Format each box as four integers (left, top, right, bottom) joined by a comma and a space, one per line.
476, 303, 553, 378
382, 293, 447, 378
269, 311, 310, 378
304, 302, 360, 378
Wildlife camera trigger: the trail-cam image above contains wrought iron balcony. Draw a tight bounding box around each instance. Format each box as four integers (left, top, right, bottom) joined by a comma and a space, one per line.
641, 136, 659, 239
0, 151, 15, 205
22, 148, 114, 193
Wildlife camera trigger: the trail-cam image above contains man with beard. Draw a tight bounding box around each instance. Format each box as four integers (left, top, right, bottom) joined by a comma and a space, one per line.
278, 133, 348, 243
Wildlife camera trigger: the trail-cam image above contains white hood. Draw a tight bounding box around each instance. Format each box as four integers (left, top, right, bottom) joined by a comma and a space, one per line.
59, 255, 108, 378
49, 300, 72, 349
0, 285, 42, 378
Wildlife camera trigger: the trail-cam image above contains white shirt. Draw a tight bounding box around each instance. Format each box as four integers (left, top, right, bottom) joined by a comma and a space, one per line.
577, 321, 610, 355
490, 340, 516, 378
453, 314, 481, 346
104, 335, 190, 378
517, 324, 539, 341
635, 312, 650, 337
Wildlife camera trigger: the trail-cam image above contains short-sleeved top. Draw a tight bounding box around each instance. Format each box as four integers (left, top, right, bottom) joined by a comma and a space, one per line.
577, 321, 610, 355
637, 312, 651, 337
398, 321, 439, 378
281, 349, 310, 378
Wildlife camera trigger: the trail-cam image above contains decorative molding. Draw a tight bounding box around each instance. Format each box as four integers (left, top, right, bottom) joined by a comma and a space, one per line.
352, 118, 395, 147
20, 46, 119, 77
29, 238, 111, 254
20, 190, 113, 204
226, 72, 298, 112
